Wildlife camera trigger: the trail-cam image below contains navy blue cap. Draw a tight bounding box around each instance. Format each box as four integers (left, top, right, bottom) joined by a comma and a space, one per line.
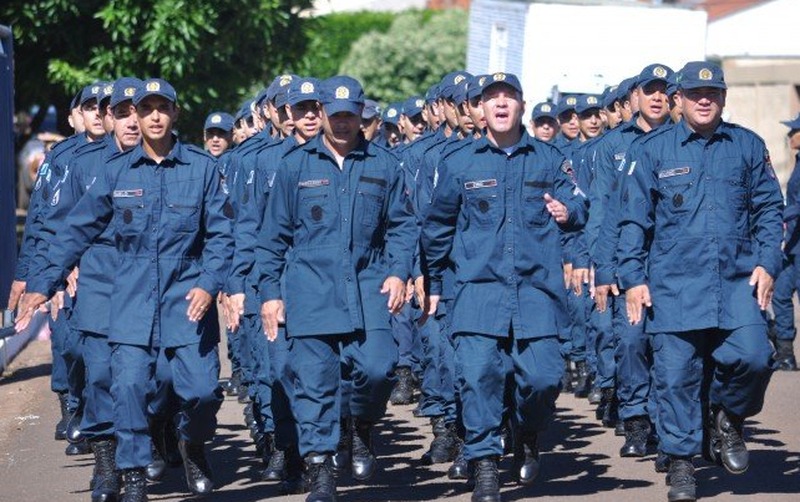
601, 85, 619, 108
254, 87, 270, 106
204, 112, 235, 132
362, 99, 381, 120
425, 84, 439, 104
235, 99, 254, 123
134, 78, 177, 105
531, 102, 557, 121
439, 71, 472, 100
98, 82, 114, 107
576, 94, 602, 114
287, 77, 321, 107
617, 76, 639, 100
677, 61, 727, 90
382, 103, 402, 125
667, 71, 680, 96
637, 63, 673, 89
320, 76, 364, 115
402, 96, 425, 117
557, 95, 579, 116
70, 89, 83, 110
466, 75, 488, 101
481, 72, 523, 96
266, 74, 297, 104
781, 113, 800, 131
109, 77, 143, 109
80, 83, 105, 106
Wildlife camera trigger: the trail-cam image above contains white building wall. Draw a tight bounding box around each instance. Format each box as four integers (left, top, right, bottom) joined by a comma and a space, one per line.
706, 0, 799, 58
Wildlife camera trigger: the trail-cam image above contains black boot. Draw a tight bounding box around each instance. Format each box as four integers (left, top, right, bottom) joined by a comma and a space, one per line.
262, 439, 287, 481
601, 388, 619, 429
654, 450, 671, 473
66, 408, 84, 444
121, 468, 148, 502
561, 358, 574, 393
90, 438, 120, 502
351, 419, 377, 481
715, 407, 748, 474
588, 386, 602, 405
279, 447, 309, 495
513, 431, 540, 486
447, 440, 468, 479
389, 366, 415, 405
237, 383, 251, 404
224, 370, 241, 396
424, 417, 459, 464
573, 361, 591, 398
774, 339, 798, 371
470, 456, 500, 502
619, 416, 650, 457
65, 437, 92, 455
331, 417, 351, 474
145, 439, 167, 482
178, 440, 214, 495
305, 453, 337, 502
666, 457, 695, 502
55, 392, 70, 440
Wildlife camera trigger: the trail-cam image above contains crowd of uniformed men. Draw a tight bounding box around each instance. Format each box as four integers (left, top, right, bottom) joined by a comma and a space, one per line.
7, 59, 800, 502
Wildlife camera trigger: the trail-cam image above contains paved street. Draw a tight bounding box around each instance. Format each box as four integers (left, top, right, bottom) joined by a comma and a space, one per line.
1, 336, 798, 501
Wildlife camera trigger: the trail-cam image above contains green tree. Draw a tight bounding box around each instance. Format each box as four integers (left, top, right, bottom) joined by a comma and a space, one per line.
339, 9, 468, 104
2, 0, 313, 142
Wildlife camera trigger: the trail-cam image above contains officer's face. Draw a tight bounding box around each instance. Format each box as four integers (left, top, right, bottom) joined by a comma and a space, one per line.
271, 102, 294, 138
321, 108, 362, 151
81, 100, 105, 138
403, 113, 426, 142
136, 96, 178, 142
361, 117, 380, 141
204, 128, 232, 157
101, 104, 115, 134
427, 101, 442, 129
677, 87, 725, 136
455, 103, 474, 136
481, 84, 523, 135
637, 81, 669, 123
383, 123, 401, 147
288, 100, 321, 142
532, 117, 558, 142
604, 102, 622, 129
70, 106, 86, 134
558, 111, 580, 140
442, 99, 460, 129
620, 97, 634, 122
465, 97, 486, 132
578, 109, 603, 140
788, 130, 800, 150
668, 94, 682, 124
111, 102, 141, 150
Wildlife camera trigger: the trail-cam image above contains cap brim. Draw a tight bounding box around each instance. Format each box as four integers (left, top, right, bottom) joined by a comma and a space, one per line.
323, 101, 362, 116
482, 81, 522, 96
679, 82, 727, 91
287, 95, 321, 107
134, 91, 176, 105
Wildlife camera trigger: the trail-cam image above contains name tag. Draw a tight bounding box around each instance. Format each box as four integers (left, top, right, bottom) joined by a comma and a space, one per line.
298, 179, 330, 188
464, 179, 497, 190
113, 189, 143, 198
658, 167, 691, 179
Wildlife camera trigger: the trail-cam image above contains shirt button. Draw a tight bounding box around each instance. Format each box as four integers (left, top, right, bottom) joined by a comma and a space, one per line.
507, 217, 512, 223
507, 247, 512, 253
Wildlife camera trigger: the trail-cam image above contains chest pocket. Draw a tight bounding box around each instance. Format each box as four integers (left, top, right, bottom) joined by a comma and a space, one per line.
166, 198, 201, 233
725, 172, 750, 211
113, 198, 147, 237
299, 186, 332, 226
463, 178, 500, 227
522, 181, 551, 227
658, 168, 694, 215
357, 176, 387, 228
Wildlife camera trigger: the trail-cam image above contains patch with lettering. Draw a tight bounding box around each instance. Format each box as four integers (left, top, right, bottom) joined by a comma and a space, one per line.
658, 167, 691, 179
464, 179, 497, 190
113, 189, 144, 198
524, 181, 552, 189
298, 179, 330, 188
359, 176, 387, 187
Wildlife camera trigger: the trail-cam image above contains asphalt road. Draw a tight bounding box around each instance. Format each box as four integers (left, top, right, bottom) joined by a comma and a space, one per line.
1, 336, 798, 502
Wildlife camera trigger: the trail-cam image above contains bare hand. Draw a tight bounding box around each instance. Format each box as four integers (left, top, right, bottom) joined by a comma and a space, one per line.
544, 193, 569, 224
50, 291, 65, 321
226, 293, 245, 332
186, 288, 213, 322
413, 275, 429, 326
563, 262, 573, 290
261, 299, 285, 342
594, 283, 620, 313
572, 268, 589, 296
625, 284, 651, 325
428, 294, 441, 319
8, 280, 26, 310
381, 276, 406, 315
66, 268, 79, 298
14, 292, 48, 332
749, 266, 774, 311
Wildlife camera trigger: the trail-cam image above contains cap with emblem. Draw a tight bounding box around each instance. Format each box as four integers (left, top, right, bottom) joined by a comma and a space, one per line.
287, 77, 321, 107
439, 71, 473, 101
320, 75, 364, 115
267, 74, 298, 106
99, 82, 114, 109
235, 99, 254, 123
425, 84, 439, 105
362, 99, 381, 120
677, 61, 727, 90
109, 77, 143, 109
382, 103, 402, 125
781, 113, 800, 132
637, 63, 674, 89
557, 95, 579, 116
452, 82, 469, 106
666, 71, 680, 97
617, 76, 639, 100
531, 102, 557, 121
133, 78, 177, 105
481, 72, 523, 96
80, 82, 105, 106
402, 96, 425, 117
601, 85, 619, 109
466, 75, 488, 101
204, 111, 235, 132
576, 94, 602, 114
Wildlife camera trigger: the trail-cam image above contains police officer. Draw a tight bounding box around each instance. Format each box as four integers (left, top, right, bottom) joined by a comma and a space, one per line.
361, 99, 382, 142
400, 96, 427, 144
554, 95, 580, 157
529, 102, 558, 142
380, 103, 403, 148
618, 62, 781, 502
422, 72, 588, 502
772, 113, 800, 371
17, 78, 234, 501
257, 75, 416, 502
203, 111, 235, 158
601, 85, 623, 130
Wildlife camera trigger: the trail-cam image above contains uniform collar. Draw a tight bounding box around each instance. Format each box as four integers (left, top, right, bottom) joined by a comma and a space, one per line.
303, 134, 376, 161
129, 134, 189, 167
677, 119, 731, 145
475, 127, 535, 156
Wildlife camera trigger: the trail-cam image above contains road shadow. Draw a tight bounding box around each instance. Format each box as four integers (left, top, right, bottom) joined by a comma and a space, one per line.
0, 361, 51, 385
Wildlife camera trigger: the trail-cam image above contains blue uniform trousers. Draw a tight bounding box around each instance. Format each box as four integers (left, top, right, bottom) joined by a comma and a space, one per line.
392, 303, 418, 369
287, 329, 397, 457
455, 333, 562, 461
591, 300, 615, 389
772, 258, 797, 341
417, 314, 447, 418
49, 313, 71, 397
268, 327, 298, 450
613, 294, 651, 419
245, 314, 274, 433
237, 315, 256, 394
566, 290, 586, 363
80, 332, 114, 439
62, 315, 86, 413
111, 341, 223, 469
225, 326, 242, 377
651, 325, 772, 458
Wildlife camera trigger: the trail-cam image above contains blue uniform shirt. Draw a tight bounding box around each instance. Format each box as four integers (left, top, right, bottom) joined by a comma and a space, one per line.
29, 140, 234, 348
256, 135, 417, 337
616, 120, 783, 332
422, 130, 588, 339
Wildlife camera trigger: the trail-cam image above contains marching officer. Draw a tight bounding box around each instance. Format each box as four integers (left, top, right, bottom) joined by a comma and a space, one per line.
203, 111, 235, 158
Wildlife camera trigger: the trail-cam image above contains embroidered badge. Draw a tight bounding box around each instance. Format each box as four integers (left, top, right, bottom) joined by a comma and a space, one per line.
464, 179, 498, 190
298, 179, 330, 188
658, 167, 691, 179
113, 189, 144, 198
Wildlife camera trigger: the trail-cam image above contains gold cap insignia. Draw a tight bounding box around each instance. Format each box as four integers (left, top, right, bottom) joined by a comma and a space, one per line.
454, 75, 465, 84
415, 99, 424, 108
91, 86, 100, 94
300, 82, 315, 94
387, 109, 397, 118
541, 104, 551, 113
699, 68, 713, 80
145, 81, 160, 92
587, 96, 598, 105
124, 87, 136, 97
566, 97, 577, 106
211, 114, 222, 124
279, 75, 292, 86
335, 86, 350, 99
493, 72, 506, 82
653, 66, 667, 78
478, 76, 487, 86
103, 85, 113, 95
